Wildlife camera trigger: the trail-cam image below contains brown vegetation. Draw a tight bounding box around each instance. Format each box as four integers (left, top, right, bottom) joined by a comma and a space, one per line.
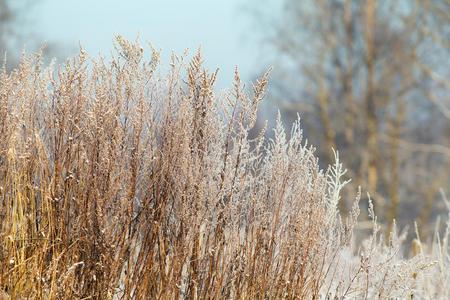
0, 37, 449, 299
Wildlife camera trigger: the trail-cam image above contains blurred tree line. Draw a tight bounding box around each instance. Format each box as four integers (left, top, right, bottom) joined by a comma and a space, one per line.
0, 0, 58, 68
0, 0, 28, 67
256, 0, 449, 234
0, 0, 14, 58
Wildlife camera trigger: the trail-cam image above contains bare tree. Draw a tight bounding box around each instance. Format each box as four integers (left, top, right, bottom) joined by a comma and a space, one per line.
0, 0, 45, 68
0, 0, 13, 53
256, 0, 450, 230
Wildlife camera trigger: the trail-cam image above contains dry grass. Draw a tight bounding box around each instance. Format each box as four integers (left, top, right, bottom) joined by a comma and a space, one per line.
0, 37, 448, 299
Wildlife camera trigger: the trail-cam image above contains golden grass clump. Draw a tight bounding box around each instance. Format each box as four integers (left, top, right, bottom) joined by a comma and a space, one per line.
0, 37, 449, 299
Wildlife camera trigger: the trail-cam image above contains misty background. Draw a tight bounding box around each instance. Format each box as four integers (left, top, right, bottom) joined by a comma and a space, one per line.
4, 0, 272, 88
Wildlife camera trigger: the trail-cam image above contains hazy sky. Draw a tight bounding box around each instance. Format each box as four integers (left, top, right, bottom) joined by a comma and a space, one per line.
33, 0, 269, 89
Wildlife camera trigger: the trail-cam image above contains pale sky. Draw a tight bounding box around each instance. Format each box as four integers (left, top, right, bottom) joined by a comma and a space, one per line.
32, 0, 271, 89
